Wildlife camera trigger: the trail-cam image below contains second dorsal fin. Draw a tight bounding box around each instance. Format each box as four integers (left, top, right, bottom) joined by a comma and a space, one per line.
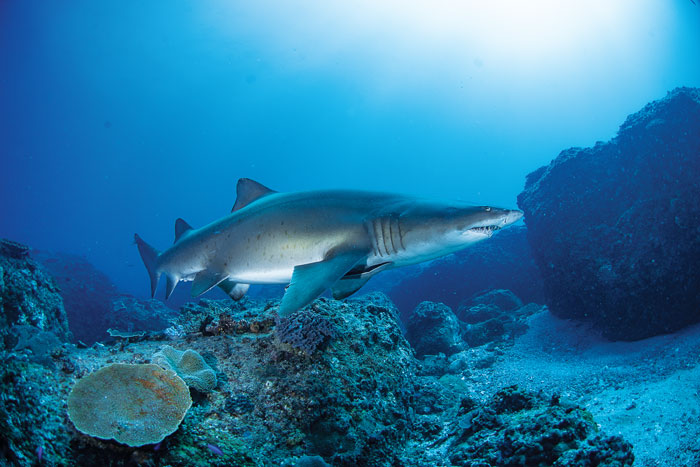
232, 178, 276, 212
174, 218, 193, 243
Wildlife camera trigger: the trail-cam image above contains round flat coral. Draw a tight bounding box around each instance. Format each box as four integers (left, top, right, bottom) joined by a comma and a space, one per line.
67, 363, 192, 447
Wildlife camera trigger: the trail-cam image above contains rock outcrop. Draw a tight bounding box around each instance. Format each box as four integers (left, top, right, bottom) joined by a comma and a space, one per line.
0, 239, 69, 345
518, 87, 700, 340
32, 251, 122, 344
406, 301, 463, 357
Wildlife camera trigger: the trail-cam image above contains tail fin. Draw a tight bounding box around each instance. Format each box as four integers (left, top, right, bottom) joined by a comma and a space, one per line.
134, 234, 160, 297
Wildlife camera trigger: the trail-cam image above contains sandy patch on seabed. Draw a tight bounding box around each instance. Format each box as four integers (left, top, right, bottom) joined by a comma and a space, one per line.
464, 310, 700, 466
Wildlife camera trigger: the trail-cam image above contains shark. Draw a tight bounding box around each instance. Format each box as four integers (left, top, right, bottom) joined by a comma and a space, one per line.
135, 178, 523, 316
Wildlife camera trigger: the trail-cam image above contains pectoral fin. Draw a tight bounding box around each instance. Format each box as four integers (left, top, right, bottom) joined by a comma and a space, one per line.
191, 269, 229, 297
279, 251, 366, 317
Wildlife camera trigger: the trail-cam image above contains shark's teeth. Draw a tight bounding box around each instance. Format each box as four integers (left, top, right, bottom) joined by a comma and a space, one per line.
469, 225, 501, 234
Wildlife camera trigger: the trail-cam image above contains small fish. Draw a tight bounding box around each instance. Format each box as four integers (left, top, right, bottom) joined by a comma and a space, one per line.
206, 443, 223, 456
153, 442, 162, 451
36, 446, 43, 462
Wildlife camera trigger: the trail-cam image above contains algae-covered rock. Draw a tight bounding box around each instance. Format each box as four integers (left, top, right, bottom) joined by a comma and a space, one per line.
518, 87, 700, 340
457, 290, 545, 349
106, 297, 177, 336
11, 324, 63, 365
0, 351, 73, 466
245, 294, 417, 465
0, 238, 69, 345
467, 289, 523, 312
445, 386, 634, 466
67, 363, 192, 447
152, 346, 217, 393
406, 301, 462, 357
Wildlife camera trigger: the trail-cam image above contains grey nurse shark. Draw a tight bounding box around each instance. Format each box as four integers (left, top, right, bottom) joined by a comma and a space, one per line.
135, 178, 523, 317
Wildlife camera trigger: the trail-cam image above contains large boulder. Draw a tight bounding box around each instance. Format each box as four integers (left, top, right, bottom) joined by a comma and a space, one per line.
518, 87, 700, 340
406, 301, 463, 357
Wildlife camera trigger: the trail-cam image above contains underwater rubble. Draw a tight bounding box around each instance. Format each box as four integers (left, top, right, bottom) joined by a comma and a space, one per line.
518, 87, 700, 340
0, 241, 634, 466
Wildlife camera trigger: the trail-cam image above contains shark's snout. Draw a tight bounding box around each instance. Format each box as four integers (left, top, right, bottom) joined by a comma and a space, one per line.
503, 209, 523, 225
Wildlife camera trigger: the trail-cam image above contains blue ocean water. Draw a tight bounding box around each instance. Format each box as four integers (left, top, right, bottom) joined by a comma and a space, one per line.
3, 3, 700, 466
2, 1, 699, 299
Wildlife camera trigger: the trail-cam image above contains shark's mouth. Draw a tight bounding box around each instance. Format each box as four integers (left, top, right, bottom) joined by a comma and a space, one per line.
469, 225, 501, 235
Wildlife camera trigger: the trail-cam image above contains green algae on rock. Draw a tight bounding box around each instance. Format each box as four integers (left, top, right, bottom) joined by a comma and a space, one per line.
67, 363, 192, 447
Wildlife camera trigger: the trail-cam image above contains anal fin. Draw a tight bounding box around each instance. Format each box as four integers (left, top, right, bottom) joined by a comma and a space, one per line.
219, 279, 250, 300
332, 262, 391, 300
279, 250, 366, 317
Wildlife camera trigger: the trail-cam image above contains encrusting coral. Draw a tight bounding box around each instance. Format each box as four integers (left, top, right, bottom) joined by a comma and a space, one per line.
152, 345, 217, 393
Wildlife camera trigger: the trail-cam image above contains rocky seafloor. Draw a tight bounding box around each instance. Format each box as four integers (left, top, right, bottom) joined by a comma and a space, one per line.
1, 239, 643, 467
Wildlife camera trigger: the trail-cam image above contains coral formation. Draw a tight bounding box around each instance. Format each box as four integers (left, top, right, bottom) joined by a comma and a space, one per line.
0, 238, 70, 344
152, 345, 217, 393
174, 297, 273, 334
457, 290, 540, 348
67, 363, 192, 447
444, 386, 634, 466
518, 87, 700, 340
275, 308, 338, 354
107, 328, 146, 339
106, 297, 177, 336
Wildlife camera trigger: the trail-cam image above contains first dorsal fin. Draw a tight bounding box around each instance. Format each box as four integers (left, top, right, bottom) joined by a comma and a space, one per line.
174, 218, 193, 243
232, 178, 276, 212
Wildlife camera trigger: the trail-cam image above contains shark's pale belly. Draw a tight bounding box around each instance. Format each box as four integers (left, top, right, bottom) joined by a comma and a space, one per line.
229, 266, 295, 284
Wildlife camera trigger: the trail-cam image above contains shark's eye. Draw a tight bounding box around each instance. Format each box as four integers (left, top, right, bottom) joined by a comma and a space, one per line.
484, 207, 491, 212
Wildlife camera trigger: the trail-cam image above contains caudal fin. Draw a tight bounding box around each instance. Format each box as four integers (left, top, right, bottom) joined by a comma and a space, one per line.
134, 234, 160, 297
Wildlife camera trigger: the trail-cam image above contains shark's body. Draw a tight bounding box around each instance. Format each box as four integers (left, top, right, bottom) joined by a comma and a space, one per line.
135, 179, 522, 316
